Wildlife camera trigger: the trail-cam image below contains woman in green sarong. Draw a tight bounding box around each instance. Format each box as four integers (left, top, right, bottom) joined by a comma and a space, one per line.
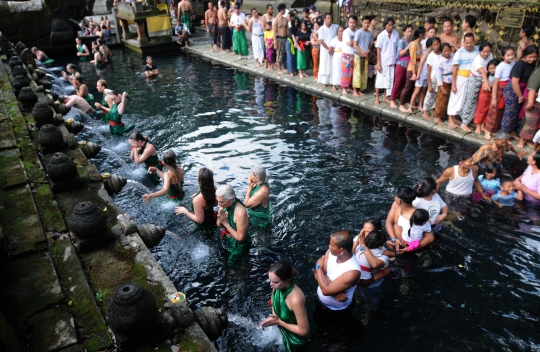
295, 22, 311, 79
175, 168, 217, 225
142, 150, 185, 201
95, 91, 135, 136
95, 79, 112, 110
261, 260, 312, 352
73, 76, 94, 102
75, 37, 91, 62
244, 165, 272, 228
230, 5, 249, 58
216, 185, 249, 263
128, 132, 162, 171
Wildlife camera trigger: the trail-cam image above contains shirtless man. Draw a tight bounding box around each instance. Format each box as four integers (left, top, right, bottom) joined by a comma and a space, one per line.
438, 18, 459, 53
205, 2, 218, 51
178, 0, 194, 30
460, 14, 477, 46
261, 4, 274, 25
272, 3, 289, 75
217, 0, 232, 52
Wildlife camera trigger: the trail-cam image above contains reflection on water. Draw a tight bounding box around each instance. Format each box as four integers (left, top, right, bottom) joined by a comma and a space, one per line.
48, 50, 540, 351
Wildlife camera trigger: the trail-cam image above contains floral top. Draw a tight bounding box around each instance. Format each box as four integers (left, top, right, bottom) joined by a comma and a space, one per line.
437, 54, 454, 86
407, 40, 422, 72
396, 37, 411, 68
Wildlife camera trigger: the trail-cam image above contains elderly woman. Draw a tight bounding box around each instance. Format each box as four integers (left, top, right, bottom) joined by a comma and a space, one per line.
216, 185, 249, 263
244, 165, 271, 228
175, 168, 217, 225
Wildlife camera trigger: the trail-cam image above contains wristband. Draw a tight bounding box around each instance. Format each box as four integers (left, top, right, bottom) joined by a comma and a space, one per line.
391, 238, 396, 242
360, 246, 365, 251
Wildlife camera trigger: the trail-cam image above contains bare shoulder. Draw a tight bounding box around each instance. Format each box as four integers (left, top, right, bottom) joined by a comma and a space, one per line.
288, 285, 306, 306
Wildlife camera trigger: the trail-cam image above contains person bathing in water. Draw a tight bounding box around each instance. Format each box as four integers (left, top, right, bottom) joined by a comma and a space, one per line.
387, 209, 432, 253
95, 90, 134, 135
128, 132, 162, 172
175, 167, 217, 225
142, 150, 184, 201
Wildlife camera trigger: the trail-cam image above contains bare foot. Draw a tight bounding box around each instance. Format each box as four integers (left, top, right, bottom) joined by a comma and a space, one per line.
422, 111, 430, 120
358, 91, 364, 96
383, 97, 391, 104
434, 117, 443, 124
290, 73, 294, 77
509, 132, 519, 140
460, 125, 472, 133
474, 126, 482, 134
332, 86, 337, 91
210, 48, 214, 52
278, 70, 284, 75
298, 73, 303, 78
399, 106, 409, 113
374, 99, 380, 105
256, 63, 260, 68
516, 143, 525, 150
484, 132, 492, 140
390, 101, 398, 109
418, 107, 424, 112
353, 92, 360, 97
342, 88, 348, 95
448, 121, 458, 129
322, 84, 327, 89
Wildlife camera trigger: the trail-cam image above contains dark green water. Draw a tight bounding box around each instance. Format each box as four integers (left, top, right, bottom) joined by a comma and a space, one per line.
49, 49, 540, 351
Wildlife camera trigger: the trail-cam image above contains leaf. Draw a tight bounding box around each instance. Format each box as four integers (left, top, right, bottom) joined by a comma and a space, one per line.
103, 207, 107, 211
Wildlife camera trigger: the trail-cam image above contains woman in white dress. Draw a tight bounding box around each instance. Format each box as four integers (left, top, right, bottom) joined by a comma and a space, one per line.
329, 26, 344, 91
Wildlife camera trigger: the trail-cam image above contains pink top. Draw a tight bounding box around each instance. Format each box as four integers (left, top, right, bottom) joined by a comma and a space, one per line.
522, 165, 540, 203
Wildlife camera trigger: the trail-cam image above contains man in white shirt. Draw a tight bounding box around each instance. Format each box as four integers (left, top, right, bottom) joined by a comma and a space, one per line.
314, 13, 338, 87
374, 17, 399, 105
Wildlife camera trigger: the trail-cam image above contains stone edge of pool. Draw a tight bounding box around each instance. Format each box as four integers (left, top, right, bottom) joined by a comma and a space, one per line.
183, 36, 533, 157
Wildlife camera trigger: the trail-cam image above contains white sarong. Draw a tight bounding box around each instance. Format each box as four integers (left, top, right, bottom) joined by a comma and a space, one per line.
375, 65, 394, 96
331, 51, 342, 86
252, 34, 265, 64
447, 74, 468, 116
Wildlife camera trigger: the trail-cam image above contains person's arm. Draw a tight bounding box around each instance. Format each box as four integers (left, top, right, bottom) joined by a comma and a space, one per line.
434, 204, 448, 224
516, 190, 524, 201
117, 92, 129, 115
525, 88, 537, 111
345, 30, 354, 47
427, 63, 434, 92
512, 76, 524, 104
247, 18, 253, 32
478, 65, 490, 92
145, 67, 153, 77
451, 64, 458, 93
219, 205, 248, 241
142, 171, 171, 201
205, 11, 210, 32
397, 41, 409, 57
376, 47, 382, 72
244, 184, 269, 208
353, 40, 363, 57
314, 264, 359, 296
508, 143, 525, 160
414, 50, 428, 80
175, 194, 207, 224
437, 60, 444, 87
131, 143, 154, 164
357, 233, 385, 269
436, 166, 453, 190
515, 179, 540, 201
82, 45, 91, 57
491, 77, 500, 106
261, 294, 310, 337
385, 202, 399, 240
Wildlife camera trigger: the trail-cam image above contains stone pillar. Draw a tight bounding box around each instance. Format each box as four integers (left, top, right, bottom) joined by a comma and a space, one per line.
112, 8, 122, 43
120, 19, 131, 40
135, 21, 149, 45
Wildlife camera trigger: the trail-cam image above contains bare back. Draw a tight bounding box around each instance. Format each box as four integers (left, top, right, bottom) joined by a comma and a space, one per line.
178, 0, 192, 14
218, 8, 228, 26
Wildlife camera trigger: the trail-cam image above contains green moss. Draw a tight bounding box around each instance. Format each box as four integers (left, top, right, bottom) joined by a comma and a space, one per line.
84, 336, 102, 352
179, 341, 198, 352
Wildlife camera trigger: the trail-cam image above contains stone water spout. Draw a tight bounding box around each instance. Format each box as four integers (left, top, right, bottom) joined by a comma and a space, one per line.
45, 152, 77, 182
32, 101, 55, 127
78, 140, 100, 157
136, 224, 165, 248
194, 307, 228, 341
38, 124, 66, 153
65, 119, 85, 135
68, 200, 114, 249
17, 86, 38, 107
103, 174, 127, 195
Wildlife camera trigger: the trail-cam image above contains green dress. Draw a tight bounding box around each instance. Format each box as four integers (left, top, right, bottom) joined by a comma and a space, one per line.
222, 198, 250, 264
247, 183, 272, 228
140, 141, 162, 171
167, 179, 184, 199
190, 191, 217, 225
233, 28, 249, 56
77, 44, 88, 62
272, 282, 311, 352
76, 85, 94, 102
101, 103, 135, 136
181, 10, 192, 30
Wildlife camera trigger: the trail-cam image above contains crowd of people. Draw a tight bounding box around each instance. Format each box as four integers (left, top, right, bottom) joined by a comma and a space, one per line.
77, 17, 114, 45
197, 4, 540, 152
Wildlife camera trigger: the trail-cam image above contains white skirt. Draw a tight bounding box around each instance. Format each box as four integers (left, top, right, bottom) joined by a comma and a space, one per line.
317, 48, 333, 85
252, 34, 265, 63
331, 52, 342, 86
447, 75, 468, 116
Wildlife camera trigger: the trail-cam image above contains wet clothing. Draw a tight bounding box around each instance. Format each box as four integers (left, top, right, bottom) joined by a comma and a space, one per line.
190, 191, 217, 225
76, 85, 94, 102
144, 64, 158, 75
77, 44, 89, 62
167, 178, 184, 199
247, 183, 271, 228
101, 103, 134, 136
181, 9, 192, 30
272, 282, 311, 352
491, 190, 518, 206
446, 165, 474, 196
139, 140, 162, 170
221, 198, 250, 263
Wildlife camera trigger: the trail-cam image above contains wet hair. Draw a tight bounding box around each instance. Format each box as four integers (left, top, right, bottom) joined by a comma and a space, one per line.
416, 176, 437, 198
269, 260, 298, 283
500, 176, 514, 186
362, 15, 371, 22
440, 43, 451, 52
495, 130, 509, 140
463, 32, 475, 40
479, 42, 492, 51
383, 17, 395, 27
266, 3, 272, 9
198, 168, 216, 208
501, 46, 515, 56
521, 25, 535, 38
442, 17, 453, 26
73, 76, 83, 84
31, 47, 38, 52
396, 186, 415, 204
67, 63, 76, 71
364, 218, 382, 231
102, 25, 107, 30
464, 14, 477, 28
97, 79, 108, 88
348, 15, 357, 22
219, 0, 225, 6
277, 3, 286, 12
409, 209, 430, 238
251, 165, 268, 185
426, 38, 433, 48
365, 230, 386, 249
483, 162, 501, 179
522, 45, 540, 58
533, 150, 540, 166
216, 184, 235, 201
426, 16, 436, 24
162, 150, 182, 186
458, 152, 473, 162
487, 59, 500, 74
331, 230, 353, 253
128, 131, 147, 142
413, 26, 426, 40
402, 24, 413, 32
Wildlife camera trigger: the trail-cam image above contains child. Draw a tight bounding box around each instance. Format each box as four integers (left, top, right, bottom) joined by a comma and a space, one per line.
491, 176, 523, 207
422, 37, 441, 119
388, 209, 431, 252
484, 47, 515, 140
476, 162, 501, 202
264, 21, 274, 70
433, 43, 453, 124
405, 37, 433, 113
473, 59, 499, 134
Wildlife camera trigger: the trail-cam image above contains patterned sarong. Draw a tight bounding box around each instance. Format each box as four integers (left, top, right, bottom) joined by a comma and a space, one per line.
341, 53, 354, 88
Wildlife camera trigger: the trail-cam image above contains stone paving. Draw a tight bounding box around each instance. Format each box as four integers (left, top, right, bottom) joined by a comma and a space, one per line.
184, 31, 533, 155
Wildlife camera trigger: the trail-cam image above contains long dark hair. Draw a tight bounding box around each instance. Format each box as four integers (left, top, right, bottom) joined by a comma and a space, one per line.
269, 260, 298, 283
415, 177, 437, 198
408, 209, 429, 238
483, 162, 501, 179
364, 218, 382, 231
198, 168, 216, 207
163, 150, 182, 186
128, 131, 147, 142
365, 230, 385, 249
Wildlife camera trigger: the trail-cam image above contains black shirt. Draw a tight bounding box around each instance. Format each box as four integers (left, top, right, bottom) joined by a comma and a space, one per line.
511, 59, 536, 83
299, 17, 313, 32
144, 64, 158, 72
297, 30, 311, 44
288, 27, 298, 39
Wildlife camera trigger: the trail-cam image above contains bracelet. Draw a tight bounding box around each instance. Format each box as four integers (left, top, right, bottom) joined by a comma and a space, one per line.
391, 238, 397, 242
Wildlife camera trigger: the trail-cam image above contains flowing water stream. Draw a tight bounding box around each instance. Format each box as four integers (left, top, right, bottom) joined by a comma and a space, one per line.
48, 49, 540, 351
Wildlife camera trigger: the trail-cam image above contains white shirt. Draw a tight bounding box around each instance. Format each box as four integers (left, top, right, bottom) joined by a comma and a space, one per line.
352, 241, 388, 280
470, 53, 494, 77
494, 61, 515, 81
376, 29, 399, 66
316, 254, 360, 310
426, 52, 441, 80
318, 23, 339, 50
533, 129, 540, 143
412, 193, 447, 225
230, 12, 246, 28
402, 222, 432, 242
342, 27, 357, 55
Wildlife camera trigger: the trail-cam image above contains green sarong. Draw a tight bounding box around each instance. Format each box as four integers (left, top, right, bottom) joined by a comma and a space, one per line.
247, 183, 272, 228
77, 45, 88, 62
272, 282, 312, 352
296, 49, 309, 71
233, 28, 249, 56
222, 198, 250, 264
140, 140, 162, 170
181, 10, 191, 30
101, 103, 134, 136
42, 58, 55, 65
167, 180, 184, 200
190, 191, 217, 226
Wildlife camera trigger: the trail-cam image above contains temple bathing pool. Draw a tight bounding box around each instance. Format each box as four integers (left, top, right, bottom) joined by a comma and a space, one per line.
49, 49, 540, 351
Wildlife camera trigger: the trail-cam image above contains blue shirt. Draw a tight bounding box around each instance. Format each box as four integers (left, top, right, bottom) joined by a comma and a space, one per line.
491, 190, 518, 207
478, 175, 500, 193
